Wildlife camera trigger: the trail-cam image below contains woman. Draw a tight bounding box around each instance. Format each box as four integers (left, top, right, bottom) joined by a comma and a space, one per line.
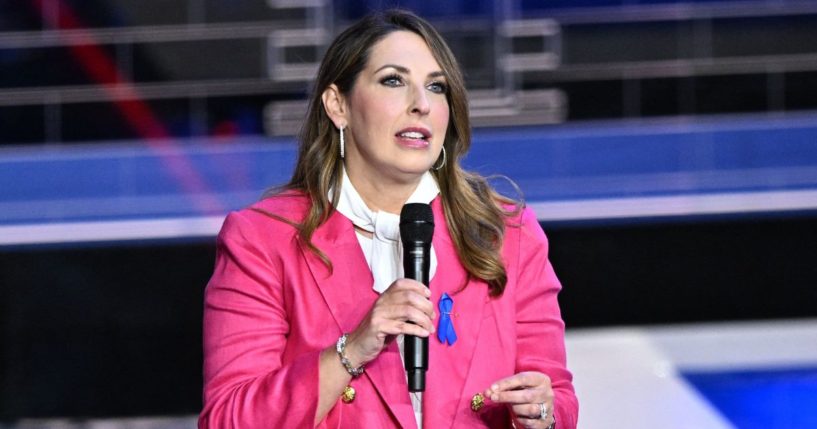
199, 9, 578, 429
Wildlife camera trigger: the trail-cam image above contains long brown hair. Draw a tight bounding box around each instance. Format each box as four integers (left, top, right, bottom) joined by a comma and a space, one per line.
277, 9, 520, 296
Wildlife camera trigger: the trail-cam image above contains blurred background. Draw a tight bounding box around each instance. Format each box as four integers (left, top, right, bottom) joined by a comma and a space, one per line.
1, 0, 816, 428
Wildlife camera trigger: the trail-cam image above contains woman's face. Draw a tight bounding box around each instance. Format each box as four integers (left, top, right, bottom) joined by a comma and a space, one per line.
341, 30, 450, 185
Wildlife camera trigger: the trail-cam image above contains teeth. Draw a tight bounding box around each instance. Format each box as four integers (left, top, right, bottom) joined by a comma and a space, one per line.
400, 131, 425, 139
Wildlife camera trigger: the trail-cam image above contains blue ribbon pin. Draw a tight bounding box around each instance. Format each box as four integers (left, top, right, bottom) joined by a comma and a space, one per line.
437, 292, 457, 345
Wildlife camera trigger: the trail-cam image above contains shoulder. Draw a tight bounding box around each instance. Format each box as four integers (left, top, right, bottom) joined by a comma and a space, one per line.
503, 204, 544, 235
218, 191, 311, 242
502, 204, 549, 255
250, 190, 311, 218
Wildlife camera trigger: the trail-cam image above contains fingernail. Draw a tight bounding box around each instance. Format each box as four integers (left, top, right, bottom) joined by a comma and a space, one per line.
425, 289, 431, 297
490, 393, 498, 401
491, 384, 499, 391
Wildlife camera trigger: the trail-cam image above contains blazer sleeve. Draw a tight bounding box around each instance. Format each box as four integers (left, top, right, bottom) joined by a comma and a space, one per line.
513, 207, 579, 429
198, 211, 319, 429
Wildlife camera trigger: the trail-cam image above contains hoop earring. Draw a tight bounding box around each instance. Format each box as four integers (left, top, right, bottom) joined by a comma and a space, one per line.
432, 146, 446, 171
339, 126, 345, 159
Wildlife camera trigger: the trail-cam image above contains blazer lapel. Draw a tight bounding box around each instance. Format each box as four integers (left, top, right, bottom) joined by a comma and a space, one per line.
424, 199, 489, 428
364, 340, 418, 428
300, 209, 417, 429
300, 210, 374, 333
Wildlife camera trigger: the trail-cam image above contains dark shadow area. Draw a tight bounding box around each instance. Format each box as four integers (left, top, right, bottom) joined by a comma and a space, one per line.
548, 214, 817, 327
0, 241, 214, 419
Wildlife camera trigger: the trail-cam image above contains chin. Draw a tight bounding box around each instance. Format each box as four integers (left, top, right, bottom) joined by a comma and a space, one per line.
391, 163, 434, 179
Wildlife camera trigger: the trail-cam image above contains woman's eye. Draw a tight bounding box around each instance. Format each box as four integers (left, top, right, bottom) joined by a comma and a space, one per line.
428, 81, 448, 94
380, 75, 403, 87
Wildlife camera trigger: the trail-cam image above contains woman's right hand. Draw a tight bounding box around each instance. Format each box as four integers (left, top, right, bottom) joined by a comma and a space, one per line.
343, 279, 436, 367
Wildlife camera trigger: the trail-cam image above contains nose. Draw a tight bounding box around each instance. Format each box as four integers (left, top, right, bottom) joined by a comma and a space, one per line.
409, 84, 431, 116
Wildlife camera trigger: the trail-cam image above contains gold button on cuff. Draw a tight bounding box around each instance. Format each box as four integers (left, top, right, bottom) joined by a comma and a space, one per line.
341, 385, 356, 403
470, 393, 485, 412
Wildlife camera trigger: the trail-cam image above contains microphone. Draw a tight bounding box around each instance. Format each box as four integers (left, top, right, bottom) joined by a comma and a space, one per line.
400, 202, 434, 392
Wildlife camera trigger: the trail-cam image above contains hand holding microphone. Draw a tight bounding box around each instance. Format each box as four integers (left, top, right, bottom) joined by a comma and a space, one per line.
340, 203, 435, 391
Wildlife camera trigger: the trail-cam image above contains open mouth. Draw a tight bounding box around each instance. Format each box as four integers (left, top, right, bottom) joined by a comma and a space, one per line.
396, 128, 431, 143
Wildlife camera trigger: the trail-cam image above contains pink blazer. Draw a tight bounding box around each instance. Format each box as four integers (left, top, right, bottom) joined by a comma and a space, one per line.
199, 193, 578, 428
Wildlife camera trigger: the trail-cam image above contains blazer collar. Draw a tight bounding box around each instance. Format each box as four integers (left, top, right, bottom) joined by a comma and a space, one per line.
302, 207, 372, 332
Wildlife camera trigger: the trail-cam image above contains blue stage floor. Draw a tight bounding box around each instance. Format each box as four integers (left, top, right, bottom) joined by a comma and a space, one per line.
685, 366, 817, 429
568, 319, 817, 429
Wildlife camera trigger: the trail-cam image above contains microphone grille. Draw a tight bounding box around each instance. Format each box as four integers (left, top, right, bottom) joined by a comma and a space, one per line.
400, 203, 434, 243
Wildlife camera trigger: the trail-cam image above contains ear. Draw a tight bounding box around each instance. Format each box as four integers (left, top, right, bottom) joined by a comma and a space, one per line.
321, 84, 348, 129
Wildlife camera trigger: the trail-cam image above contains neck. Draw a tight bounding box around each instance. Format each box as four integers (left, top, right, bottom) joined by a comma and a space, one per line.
345, 167, 422, 214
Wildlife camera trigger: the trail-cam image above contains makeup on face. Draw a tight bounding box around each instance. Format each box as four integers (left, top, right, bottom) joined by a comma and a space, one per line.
343, 31, 450, 184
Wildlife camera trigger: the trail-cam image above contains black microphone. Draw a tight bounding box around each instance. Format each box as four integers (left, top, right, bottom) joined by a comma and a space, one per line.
400, 202, 434, 392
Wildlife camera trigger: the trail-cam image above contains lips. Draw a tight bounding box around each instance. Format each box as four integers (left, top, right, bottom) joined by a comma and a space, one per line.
399, 131, 426, 139
395, 127, 431, 147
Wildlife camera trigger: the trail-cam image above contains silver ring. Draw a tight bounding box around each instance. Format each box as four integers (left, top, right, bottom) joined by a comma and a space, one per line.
539, 402, 547, 420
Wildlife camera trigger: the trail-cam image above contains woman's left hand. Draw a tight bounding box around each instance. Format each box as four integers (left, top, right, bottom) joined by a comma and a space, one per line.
485, 371, 555, 429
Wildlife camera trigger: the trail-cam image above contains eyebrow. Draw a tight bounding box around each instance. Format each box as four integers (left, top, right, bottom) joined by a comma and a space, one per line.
374, 64, 446, 79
